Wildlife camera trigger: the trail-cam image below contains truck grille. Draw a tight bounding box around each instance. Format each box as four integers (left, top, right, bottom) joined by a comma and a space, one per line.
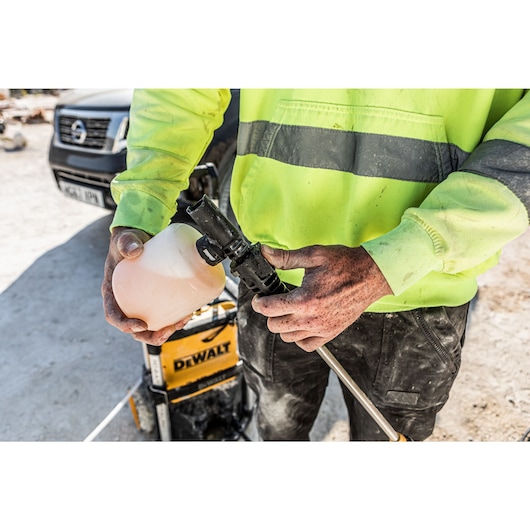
54, 169, 112, 187
59, 115, 110, 150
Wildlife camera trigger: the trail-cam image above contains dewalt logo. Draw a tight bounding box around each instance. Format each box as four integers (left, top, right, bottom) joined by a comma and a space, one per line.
173, 341, 232, 371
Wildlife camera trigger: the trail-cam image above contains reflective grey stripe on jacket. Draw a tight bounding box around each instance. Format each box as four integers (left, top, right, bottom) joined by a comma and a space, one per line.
238, 121, 470, 183
461, 139, 530, 212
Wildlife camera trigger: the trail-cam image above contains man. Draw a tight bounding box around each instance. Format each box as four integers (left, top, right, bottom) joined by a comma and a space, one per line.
102, 89, 530, 441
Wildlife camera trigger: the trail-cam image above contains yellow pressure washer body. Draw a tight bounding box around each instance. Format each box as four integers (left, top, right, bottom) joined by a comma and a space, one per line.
129, 289, 254, 441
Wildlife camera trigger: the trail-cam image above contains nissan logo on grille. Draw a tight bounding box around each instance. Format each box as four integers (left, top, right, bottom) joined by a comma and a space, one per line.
70, 119, 87, 145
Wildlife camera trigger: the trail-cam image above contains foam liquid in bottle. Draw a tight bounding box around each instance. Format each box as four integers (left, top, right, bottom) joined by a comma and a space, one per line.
112, 223, 226, 331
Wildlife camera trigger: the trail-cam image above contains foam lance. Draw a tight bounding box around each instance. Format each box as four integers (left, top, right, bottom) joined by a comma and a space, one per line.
187, 195, 407, 442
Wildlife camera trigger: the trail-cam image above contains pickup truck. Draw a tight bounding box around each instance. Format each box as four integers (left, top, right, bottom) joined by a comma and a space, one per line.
48, 89, 239, 218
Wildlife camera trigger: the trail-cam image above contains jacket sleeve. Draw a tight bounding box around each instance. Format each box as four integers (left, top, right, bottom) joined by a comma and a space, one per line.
110, 88, 232, 235
363, 92, 530, 296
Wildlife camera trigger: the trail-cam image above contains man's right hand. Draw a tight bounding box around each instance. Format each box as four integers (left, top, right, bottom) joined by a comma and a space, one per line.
101, 226, 191, 346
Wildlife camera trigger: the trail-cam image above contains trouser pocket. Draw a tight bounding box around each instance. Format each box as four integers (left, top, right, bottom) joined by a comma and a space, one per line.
372, 304, 469, 413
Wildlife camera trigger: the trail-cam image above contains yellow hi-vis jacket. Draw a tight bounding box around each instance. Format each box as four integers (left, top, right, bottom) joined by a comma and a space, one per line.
110, 89, 530, 312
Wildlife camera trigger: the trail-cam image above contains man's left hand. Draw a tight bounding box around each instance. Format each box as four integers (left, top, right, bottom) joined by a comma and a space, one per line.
251, 244, 393, 352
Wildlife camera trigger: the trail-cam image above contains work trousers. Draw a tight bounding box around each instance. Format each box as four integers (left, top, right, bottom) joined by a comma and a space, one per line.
237, 283, 470, 441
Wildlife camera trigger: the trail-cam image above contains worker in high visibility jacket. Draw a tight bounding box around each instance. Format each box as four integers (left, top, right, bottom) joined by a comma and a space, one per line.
102, 89, 530, 440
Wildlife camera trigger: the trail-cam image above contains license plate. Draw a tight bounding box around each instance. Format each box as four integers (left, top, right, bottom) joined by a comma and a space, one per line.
58, 180, 105, 207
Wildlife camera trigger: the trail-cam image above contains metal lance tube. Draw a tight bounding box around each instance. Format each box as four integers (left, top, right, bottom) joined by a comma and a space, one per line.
315, 345, 400, 441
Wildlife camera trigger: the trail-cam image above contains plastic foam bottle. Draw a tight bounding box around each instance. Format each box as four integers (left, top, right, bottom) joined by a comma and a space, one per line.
112, 223, 226, 331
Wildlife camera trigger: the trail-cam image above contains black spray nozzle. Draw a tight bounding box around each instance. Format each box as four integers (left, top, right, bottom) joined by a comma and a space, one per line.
187, 195, 289, 296
187, 195, 249, 262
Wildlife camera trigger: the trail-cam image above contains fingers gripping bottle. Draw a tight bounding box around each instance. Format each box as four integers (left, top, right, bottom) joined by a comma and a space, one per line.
112, 223, 226, 331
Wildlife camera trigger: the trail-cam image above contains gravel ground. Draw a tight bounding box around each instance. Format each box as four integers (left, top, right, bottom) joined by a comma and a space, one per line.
1, 95, 529, 444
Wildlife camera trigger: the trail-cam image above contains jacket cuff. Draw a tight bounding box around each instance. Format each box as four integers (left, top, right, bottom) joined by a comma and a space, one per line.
109, 189, 175, 236
362, 218, 442, 296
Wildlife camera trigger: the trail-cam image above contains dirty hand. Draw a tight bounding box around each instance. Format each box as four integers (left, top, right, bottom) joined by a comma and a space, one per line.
101, 226, 191, 346
251, 244, 393, 352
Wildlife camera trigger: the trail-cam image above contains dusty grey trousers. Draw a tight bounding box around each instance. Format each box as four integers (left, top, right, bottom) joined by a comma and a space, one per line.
237, 283, 470, 441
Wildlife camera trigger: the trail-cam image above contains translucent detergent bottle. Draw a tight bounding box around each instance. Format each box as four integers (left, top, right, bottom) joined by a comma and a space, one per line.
112, 223, 226, 331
